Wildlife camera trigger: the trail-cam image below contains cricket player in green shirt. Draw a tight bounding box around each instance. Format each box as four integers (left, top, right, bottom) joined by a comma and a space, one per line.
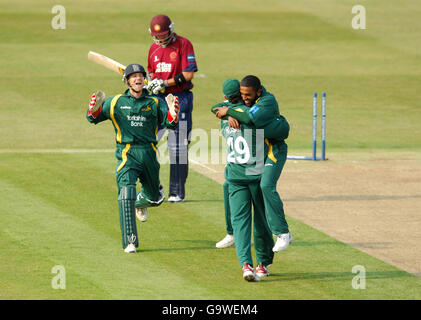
211, 79, 290, 251
214, 79, 274, 281
210, 79, 241, 249
86, 63, 179, 253
214, 75, 293, 253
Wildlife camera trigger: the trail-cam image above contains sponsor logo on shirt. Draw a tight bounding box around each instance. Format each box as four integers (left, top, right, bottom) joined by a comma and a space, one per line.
170, 51, 177, 61
127, 115, 147, 127
250, 106, 259, 114
120, 106, 131, 110
156, 62, 172, 73
187, 54, 195, 62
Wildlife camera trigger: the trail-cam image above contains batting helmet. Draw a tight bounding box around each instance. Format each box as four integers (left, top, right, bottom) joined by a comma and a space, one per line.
149, 14, 175, 47
123, 64, 146, 82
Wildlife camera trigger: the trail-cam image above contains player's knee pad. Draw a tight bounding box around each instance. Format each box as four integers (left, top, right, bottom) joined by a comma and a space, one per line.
119, 185, 136, 200
118, 185, 138, 248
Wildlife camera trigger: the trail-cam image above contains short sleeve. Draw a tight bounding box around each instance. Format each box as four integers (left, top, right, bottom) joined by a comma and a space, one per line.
181, 38, 198, 72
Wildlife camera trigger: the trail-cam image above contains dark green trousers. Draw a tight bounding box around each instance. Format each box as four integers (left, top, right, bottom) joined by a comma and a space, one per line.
223, 180, 233, 235
261, 140, 289, 235
115, 143, 163, 248
114, 144, 163, 207
228, 180, 274, 267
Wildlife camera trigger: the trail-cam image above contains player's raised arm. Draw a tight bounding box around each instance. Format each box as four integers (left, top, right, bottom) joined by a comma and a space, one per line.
165, 94, 180, 125
157, 93, 179, 129
86, 90, 109, 124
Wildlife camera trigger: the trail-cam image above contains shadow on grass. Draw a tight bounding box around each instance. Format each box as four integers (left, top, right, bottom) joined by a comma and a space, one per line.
265, 270, 414, 282
291, 240, 347, 247
179, 199, 222, 203
140, 239, 219, 252
141, 240, 392, 253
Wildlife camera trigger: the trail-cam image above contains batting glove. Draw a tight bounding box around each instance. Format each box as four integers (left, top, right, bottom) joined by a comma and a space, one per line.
88, 90, 106, 118
148, 78, 168, 95
165, 93, 179, 123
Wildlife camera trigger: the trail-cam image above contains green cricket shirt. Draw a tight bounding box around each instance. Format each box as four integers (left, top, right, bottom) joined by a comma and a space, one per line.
247, 86, 279, 127
221, 105, 267, 183
214, 92, 290, 143
210, 100, 243, 116
86, 89, 176, 145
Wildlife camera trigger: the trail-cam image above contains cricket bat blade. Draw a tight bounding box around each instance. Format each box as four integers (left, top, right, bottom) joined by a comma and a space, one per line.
88, 51, 126, 75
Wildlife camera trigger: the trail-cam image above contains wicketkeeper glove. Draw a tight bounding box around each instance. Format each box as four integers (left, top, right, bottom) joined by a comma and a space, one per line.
88, 90, 106, 118
147, 78, 168, 95
165, 93, 179, 123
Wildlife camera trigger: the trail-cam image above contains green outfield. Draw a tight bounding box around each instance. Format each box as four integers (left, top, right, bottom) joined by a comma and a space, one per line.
1, 0, 420, 299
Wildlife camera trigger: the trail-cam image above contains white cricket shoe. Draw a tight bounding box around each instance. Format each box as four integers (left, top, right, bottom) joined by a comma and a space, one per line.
124, 243, 136, 253
256, 264, 270, 278
215, 234, 234, 248
136, 207, 148, 222
242, 264, 260, 282
168, 195, 184, 203
272, 232, 294, 252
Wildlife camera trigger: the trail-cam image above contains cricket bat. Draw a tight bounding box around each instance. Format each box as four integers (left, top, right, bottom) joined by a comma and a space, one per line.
88, 51, 126, 75
87, 51, 164, 92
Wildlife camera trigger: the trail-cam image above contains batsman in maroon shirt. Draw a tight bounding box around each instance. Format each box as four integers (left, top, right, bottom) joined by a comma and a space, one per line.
146, 14, 198, 202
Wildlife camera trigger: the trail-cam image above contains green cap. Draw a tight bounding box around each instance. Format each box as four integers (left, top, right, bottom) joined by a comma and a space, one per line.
222, 78, 240, 99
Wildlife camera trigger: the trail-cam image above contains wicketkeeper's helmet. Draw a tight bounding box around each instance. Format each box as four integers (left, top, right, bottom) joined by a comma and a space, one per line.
123, 64, 146, 82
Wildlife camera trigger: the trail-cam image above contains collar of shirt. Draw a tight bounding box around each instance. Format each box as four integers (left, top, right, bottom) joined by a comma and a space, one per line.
124, 88, 149, 99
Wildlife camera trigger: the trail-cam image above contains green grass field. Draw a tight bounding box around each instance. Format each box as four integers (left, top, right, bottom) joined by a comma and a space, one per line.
1, 0, 420, 299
